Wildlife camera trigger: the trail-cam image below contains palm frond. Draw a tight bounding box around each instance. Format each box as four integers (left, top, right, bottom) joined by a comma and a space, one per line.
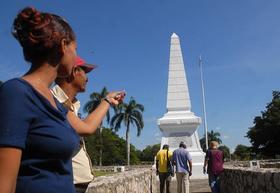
106, 111, 110, 124
90, 92, 102, 100
130, 116, 144, 136
136, 104, 144, 112
131, 110, 143, 121
101, 87, 108, 98
110, 113, 124, 132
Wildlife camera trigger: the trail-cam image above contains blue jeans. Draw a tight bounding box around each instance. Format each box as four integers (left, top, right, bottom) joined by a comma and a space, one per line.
208, 174, 220, 193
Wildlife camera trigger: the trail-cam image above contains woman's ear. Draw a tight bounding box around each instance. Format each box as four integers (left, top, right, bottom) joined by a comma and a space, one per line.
60, 39, 68, 55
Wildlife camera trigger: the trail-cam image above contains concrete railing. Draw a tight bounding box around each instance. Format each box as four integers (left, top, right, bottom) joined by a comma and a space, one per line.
220, 166, 280, 193
86, 168, 157, 193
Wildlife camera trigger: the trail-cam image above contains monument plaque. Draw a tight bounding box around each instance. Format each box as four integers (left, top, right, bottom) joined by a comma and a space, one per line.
168, 132, 193, 148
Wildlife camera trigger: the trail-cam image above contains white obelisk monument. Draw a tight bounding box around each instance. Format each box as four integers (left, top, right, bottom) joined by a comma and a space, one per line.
158, 33, 206, 179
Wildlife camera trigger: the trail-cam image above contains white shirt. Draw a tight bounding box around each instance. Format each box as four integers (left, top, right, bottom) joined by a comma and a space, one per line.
51, 85, 94, 184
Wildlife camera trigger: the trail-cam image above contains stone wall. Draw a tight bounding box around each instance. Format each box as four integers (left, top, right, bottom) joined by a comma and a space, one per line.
224, 159, 280, 168
220, 166, 280, 193
86, 168, 157, 193
93, 165, 153, 172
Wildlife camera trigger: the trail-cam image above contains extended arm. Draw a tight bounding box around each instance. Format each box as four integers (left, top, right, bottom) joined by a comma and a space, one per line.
67, 99, 110, 135
156, 160, 159, 171
188, 160, 192, 176
68, 91, 125, 135
0, 148, 22, 193
203, 157, 209, 174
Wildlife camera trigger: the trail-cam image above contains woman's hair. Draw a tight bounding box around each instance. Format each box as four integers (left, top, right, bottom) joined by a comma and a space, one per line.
12, 7, 76, 65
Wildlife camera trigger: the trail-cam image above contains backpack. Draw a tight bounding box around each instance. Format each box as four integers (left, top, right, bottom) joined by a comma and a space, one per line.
208, 149, 224, 175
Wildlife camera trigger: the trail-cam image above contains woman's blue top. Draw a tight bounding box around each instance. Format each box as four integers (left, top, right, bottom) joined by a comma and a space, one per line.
0, 78, 80, 193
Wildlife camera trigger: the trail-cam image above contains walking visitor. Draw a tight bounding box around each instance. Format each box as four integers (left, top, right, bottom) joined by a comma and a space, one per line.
172, 142, 192, 193
156, 144, 173, 193
203, 141, 224, 193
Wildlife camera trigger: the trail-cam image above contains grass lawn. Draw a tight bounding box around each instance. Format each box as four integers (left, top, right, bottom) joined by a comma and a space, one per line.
94, 170, 115, 177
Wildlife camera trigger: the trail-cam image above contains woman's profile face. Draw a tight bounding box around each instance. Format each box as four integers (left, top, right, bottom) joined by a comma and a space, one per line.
57, 41, 77, 78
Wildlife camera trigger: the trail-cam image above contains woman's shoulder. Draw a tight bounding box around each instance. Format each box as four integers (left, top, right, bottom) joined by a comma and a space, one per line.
0, 78, 31, 98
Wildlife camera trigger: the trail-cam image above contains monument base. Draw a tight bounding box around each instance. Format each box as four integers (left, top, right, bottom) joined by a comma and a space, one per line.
189, 151, 207, 179
153, 150, 207, 179
159, 128, 206, 179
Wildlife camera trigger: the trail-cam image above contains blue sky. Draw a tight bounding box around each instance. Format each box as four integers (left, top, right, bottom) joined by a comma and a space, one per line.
1, 0, 279, 152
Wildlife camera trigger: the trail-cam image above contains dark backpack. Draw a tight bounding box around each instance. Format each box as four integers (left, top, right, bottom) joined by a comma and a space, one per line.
208, 150, 224, 175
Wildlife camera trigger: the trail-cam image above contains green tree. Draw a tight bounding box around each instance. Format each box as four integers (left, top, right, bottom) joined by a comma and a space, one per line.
218, 145, 230, 160
141, 144, 160, 162
110, 97, 144, 166
246, 91, 280, 157
84, 87, 110, 122
129, 144, 140, 164
233, 144, 251, 161
85, 128, 139, 165
200, 130, 222, 152
83, 87, 109, 166
135, 150, 144, 161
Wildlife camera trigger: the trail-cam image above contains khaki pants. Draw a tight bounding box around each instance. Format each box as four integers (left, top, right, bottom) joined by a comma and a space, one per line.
176, 172, 189, 193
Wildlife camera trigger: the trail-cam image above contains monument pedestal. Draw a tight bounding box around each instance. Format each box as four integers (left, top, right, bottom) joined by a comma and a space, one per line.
158, 111, 206, 179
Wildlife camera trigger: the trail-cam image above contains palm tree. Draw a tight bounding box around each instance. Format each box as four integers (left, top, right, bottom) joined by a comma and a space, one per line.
83, 87, 110, 166
110, 97, 144, 166
84, 87, 110, 123
200, 130, 222, 152
208, 130, 222, 144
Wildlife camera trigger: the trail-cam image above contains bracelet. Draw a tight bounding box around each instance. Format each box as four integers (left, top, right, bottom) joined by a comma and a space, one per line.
103, 97, 111, 106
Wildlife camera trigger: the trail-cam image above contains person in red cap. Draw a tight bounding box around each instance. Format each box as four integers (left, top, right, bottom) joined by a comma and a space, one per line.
51, 56, 97, 193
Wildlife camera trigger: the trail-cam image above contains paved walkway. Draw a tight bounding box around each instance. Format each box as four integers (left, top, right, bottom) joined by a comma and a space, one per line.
157, 179, 211, 193
189, 179, 211, 193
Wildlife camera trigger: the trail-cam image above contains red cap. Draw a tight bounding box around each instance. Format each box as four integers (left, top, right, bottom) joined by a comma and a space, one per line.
75, 56, 97, 73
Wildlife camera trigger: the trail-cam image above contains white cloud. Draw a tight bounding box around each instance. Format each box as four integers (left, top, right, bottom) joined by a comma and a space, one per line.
154, 132, 162, 142
222, 135, 230, 139
215, 126, 221, 131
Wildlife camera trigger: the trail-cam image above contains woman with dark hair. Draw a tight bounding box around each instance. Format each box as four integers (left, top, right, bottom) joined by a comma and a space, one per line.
0, 7, 124, 193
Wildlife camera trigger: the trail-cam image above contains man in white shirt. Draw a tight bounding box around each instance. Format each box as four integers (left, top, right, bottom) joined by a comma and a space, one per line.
51, 56, 96, 193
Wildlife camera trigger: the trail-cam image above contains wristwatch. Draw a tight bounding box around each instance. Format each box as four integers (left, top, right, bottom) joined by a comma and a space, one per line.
103, 97, 111, 106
